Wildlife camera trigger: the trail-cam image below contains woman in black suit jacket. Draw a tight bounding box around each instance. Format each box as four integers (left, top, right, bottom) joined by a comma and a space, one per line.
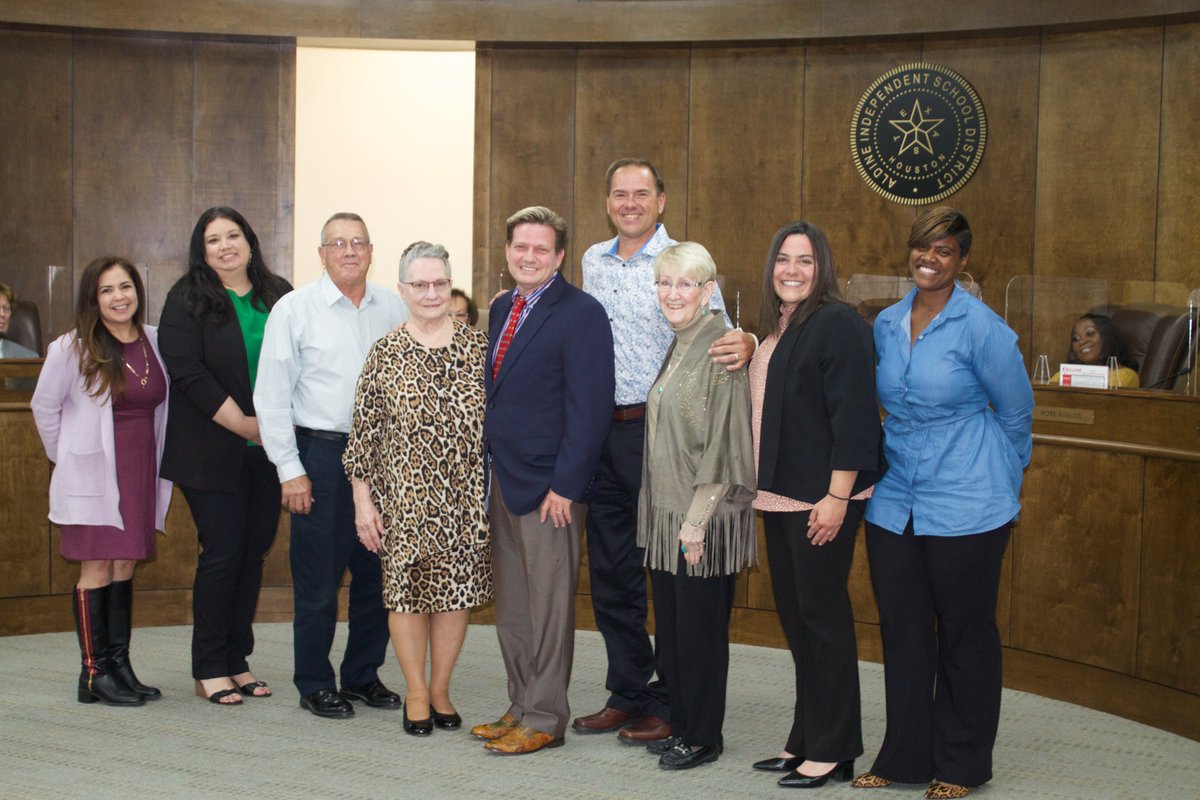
748, 221, 884, 788
159, 207, 292, 705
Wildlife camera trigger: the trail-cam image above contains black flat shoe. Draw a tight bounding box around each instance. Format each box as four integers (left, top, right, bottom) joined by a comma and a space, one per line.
659, 741, 722, 770
778, 760, 855, 788
432, 708, 462, 729
646, 735, 683, 755
753, 755, 804, 772
340, 680, 401, 709
403, 701, 434, 736
300, 688, 355, 718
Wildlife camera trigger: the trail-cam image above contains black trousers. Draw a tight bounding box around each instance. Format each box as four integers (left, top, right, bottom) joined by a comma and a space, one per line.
649, 557, 736, 747
289, 433, 389, 697
182, 445, 281, 680
865, 518, 1012, 787
584, 416, 669, 719
763, 503, 865, 762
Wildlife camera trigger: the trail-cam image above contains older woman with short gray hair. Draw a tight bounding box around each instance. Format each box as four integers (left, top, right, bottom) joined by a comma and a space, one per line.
637, 241, 756, 770
342, 240, 492, 736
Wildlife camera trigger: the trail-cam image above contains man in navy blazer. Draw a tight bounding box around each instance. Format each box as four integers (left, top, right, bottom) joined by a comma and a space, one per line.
471, 206, 614, 755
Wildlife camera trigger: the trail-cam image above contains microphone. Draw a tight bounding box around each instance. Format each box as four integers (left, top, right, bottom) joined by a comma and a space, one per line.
1142, 365, 1192, 390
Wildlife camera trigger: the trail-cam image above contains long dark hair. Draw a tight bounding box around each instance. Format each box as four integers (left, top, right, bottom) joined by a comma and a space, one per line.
183, 206, 289, 322
73, 256, 146, 400
757, 220, 845, 336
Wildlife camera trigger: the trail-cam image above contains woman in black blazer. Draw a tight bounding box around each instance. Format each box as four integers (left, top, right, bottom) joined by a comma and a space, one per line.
159, 207, 292, 705
748, 221, 884, 788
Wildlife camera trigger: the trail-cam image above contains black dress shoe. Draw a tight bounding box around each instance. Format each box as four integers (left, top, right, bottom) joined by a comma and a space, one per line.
646, 735, 683, 755
300, 688, 355, 719
659, 741, 722, 770
340, 680, 401, 709
432, 708, 462, 729
753, 755, 804, 772
778, 760, 855, 788
403, 701, 434, 736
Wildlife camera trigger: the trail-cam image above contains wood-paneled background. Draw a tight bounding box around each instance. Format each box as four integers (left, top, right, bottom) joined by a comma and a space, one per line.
2, 5, 1199, 741
0, 26, 295, 344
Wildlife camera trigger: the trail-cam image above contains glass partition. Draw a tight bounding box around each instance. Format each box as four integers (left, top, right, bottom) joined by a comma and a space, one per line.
1004, 276, 1197, 394
844, 272, 981, 325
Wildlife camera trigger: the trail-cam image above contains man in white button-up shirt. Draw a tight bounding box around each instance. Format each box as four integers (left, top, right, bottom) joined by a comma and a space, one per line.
255, 212, 408, 719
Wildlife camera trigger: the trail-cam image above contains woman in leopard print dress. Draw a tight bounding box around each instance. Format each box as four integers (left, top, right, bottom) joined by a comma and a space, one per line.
343, 242, 492, 736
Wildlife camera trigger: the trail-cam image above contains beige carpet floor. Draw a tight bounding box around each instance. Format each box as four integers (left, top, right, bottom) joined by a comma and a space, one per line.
1, 624, 1197, 799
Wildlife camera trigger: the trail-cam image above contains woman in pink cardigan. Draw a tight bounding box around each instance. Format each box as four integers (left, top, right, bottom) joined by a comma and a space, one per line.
32, 256, 172, 707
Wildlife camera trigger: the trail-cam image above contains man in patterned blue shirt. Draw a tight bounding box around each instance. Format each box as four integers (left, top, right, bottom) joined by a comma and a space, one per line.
572, 158, 755, 744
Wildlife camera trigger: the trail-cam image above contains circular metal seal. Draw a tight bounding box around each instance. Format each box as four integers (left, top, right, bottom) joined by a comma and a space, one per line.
850, 62, 987, 205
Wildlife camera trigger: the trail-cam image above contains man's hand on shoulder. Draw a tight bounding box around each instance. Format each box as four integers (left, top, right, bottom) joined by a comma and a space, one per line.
708, 328, 756, 371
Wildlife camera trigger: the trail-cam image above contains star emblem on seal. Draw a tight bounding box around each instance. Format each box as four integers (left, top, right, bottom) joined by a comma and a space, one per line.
889, 100, 943, 156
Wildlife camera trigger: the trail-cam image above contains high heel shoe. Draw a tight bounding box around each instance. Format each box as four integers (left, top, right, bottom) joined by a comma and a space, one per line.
403, 701, 433, 736
753, 755, 804, 772
195, 680, 243, 706
432, 707, 462, 729
778, 760, 854, 788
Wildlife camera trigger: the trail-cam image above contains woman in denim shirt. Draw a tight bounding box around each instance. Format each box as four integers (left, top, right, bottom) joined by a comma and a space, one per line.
853, 208, 1033, 800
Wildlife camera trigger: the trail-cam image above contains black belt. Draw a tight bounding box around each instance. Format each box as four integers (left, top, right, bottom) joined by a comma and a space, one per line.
295, 426, 349, 443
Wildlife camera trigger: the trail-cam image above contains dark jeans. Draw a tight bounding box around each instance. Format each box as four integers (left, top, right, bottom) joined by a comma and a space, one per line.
865, 518, 1012, 787
584, 416, 669, 719
289, 432, 389, 697
183, 445, 281, 680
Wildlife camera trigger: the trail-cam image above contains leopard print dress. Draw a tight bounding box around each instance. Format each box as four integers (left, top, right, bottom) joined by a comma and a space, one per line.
343, 322, 493, 612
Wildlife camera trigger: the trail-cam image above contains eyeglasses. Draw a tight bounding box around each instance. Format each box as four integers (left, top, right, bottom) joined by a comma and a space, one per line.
321, 237, 370, 252
654, 278, 704, 293
400, 279, 453, 294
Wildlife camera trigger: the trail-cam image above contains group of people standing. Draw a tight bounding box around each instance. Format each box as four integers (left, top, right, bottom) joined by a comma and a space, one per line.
30, 156, 1033, 800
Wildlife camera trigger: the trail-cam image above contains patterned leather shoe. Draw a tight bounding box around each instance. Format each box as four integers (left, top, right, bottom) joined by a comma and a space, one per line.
851, 772, 894, 788
484, 724, 565, 755
471, 712, 519, 740
925, 781, 970, 799
658, 741, 722, 770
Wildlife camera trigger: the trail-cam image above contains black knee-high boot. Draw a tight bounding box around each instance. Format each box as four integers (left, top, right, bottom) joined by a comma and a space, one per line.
73, 586, 144, 706
106, 579, 161, 700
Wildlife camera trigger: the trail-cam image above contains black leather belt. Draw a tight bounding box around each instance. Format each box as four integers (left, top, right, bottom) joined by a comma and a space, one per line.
295, 426, 349, 442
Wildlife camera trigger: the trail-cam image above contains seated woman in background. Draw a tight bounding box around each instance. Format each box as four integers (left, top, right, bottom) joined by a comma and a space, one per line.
449, 288, 479, 327
343, 242, 492, 736
159, 206, 293, 706
0, 282, 40, 358
1050, 313, 1139, 388
31, 256, 173, 707
637, 241, 757, 771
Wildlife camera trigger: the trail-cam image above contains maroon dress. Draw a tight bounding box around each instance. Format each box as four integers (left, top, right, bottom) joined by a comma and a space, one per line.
59, 337, 166, 561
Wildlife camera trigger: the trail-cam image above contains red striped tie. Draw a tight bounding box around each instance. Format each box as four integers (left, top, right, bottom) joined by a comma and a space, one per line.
492, 293, 526, 380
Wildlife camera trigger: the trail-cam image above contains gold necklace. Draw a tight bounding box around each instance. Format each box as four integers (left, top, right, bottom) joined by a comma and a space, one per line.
123, 336, 150, 388
657, 351, 684, 394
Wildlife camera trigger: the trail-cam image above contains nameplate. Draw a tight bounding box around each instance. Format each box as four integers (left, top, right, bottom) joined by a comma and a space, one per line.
1034, 407, 1095, 425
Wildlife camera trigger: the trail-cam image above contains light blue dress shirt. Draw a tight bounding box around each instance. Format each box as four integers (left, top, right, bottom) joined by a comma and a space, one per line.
254, 273, 407, 483
865, 286, 1033, 537
581, 224, 729, 406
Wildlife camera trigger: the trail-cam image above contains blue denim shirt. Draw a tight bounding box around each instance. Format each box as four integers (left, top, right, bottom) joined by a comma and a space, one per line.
865, 286, 1033, 537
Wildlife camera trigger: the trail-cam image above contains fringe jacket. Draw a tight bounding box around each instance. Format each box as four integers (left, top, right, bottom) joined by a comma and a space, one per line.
637, 312, 757, 577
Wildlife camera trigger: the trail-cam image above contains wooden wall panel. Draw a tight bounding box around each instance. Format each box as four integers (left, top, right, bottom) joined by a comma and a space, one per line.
801, 41, 922, 281
471, 47, 495, 306
687, 45, 805, 333
572, 47, 691, 278
0, 28, 72, 344
1137, 458, 1200, 694
1156, 20, 1200, 290
72, 33, 195, 323
921, 36, 1040, 310
477, 48, 576, 291
1010, 446, 1142, 672
193, 40, 296, 283
0, 410, 50, 597
1033, 27, 1162, 282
